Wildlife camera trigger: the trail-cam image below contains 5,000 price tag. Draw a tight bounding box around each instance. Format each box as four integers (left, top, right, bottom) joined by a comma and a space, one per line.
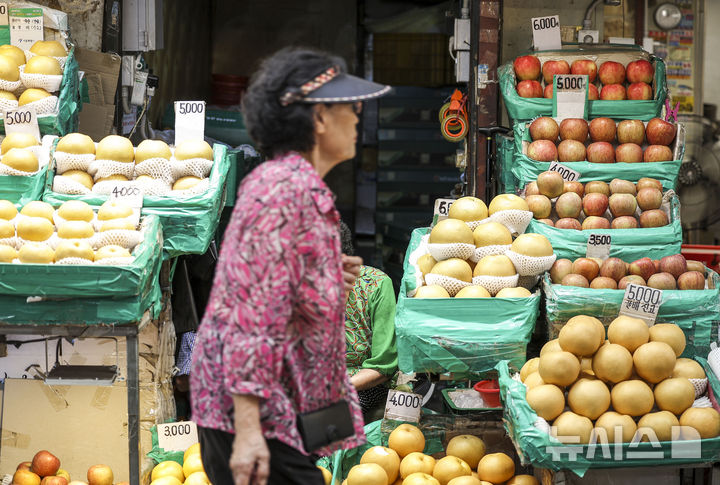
384, 390, 422, 423
620, 283, 663, 325
586, 233, 611, 259
156, 421, 198, 452
4, 105, 40, 142
553, 74, 588, 121
174, 100, 206, 146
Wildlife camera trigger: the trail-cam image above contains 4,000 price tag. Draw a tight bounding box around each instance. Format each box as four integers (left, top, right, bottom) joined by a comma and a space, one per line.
548, 161, 580, 182
620, 283, 662, 325
156, 421, 198, 452
384, 390, 422, 423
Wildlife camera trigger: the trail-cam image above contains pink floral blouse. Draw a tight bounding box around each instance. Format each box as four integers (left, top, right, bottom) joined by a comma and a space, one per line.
190, 153, 365, 456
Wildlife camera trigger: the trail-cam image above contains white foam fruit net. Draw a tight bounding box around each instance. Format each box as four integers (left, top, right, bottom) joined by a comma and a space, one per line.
470, 244, 511, 263
135, 177, 172, 196
53, 175, 92, 195
465, 218, 490, 231
518, 274, 541, 290
506, 250, 557, 276
15, 234, 55, 249
478, 210, 534, 235
690, 378, 709, 399
54, 151, 95, 173
50, 235, 95, 250
472, 274, 519, 296
95, 256, 134, 266
0, 161, 39, 176
0, 98, 18, 114
0, 236, 17, 248
424, 273, 471, 296
0, 78, 22, 93
169, 177, 211, 197
692, 396, 712, 408
427, 242, 475, 262
22, 95, 59, 115
92, 214, 136, 231
20, 68, 63, 92
135, 158, 175, 185
88, 159, 135, 180
708, 342, 720, 381
55, 256, 94, 265
95, 229, 143, 250
171, 157, 213, 179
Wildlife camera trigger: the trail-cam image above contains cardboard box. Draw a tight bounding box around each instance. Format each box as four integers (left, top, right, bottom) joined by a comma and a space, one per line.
74, 47, 121, 141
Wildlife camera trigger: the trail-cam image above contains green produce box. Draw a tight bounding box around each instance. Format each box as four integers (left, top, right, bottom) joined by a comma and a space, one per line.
499, 45, 667, 124
395, 228, 540, 377
42, 144, 230, 257
0, 215, 163, 325
496, 133, 517, 194
510, 120, 684, 193
497, 358, 720, 477
0, 163, 48, 206
525, 194, 682, 261
542, 272, 720, 358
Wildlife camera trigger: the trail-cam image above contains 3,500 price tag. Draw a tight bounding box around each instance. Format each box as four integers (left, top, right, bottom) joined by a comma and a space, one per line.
174, 100, 206, 147
4, 105, 40, 142
531, 15, 561, 50
620, 283, 662, 325
586, 233, 611, 259
547, 161, 580, 182
384, 390, 422, 423
553, 74, 588, 121
156, 421, 198, 452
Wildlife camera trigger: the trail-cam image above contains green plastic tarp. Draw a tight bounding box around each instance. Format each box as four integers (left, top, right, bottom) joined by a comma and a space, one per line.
395, 228, 540, 377
496, 133, 518, 194
0, 216, 163, 325
497, 358, 720, 476
42, 144, 230, 257
0, 163, 48, 206
499, 45, 667, 124
525, 194, 682, 261
147, 424, 184, 465
542, 272, 720, 357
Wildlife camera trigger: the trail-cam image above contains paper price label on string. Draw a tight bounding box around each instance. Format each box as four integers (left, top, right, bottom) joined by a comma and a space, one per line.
4, 105, 40, 141
432, 197, 455, 226
531, 15, 561, 50
174, 100, 206, 147
384, 390, 422, 423
547, 161, 580, 182
9, 7, 43, 50
586, 233, 611, 259
553, 74, 588, 120
619, 283, 662, 325
156, 421, 198, 452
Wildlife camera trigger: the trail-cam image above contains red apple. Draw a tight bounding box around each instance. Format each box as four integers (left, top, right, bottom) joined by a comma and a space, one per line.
588, 83, 599, 100
626, 59, 654, 84
17, 462, 33, 472
615, 143, 643, 163
32, 451, 60, 478
537, 170, 565, 198
636, 187, 663, 210
600, 84, 626, 100
556, 191, 583, 218
589, 117, 616, 143
627, 82, 653, 100
526, 194, 552, 219
619, 274, 646, 289
582, 216, 611, 230
550, 258, 573, 283
677, 271, 706, 290
564, 180, 584, 197
13, 469, 41, 485
556, 217, 582, 230
87, 464, 113, 485
572, 257, 600, 281
640, 209, 669, 227
586, 142, 616, 163
591, 276, 618, 289
514, 55, 541, 80
529, 117, 560, 142
609, 193, 637, 217
644, 145, 673, 162
525, 181, 540, 196
647, 272, 677, 290
611, 216, 639, 229
527, 140, 558, 161
538, 218, 555, 226
562, 273, 590, 287
583, 192, 609, 216
599, 61, 626, 84
517, 80, 544, 98
646, 118, 677, 145
637, 177, 663, 191
41, 477, 68, 485
585, 180, 610, 196
617, 120, 645, 145
571, 59, 598, 82
600, 257, 628, 282
609, 178, 637, 195
558, 139, 587, 162
544, 83, 553, 99
659, 254, 687, 279
629, 257, 657, 281
559, 118, 589, 142
542, 60, 570, 84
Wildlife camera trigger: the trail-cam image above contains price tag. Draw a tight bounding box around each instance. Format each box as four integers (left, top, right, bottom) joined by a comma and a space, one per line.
586, 233, 611, 259
531, 15, 561, 50
130, 70, 148, 106
0, 4, 9, 27
619, 283, 663, 325
156, 421, 198, 452
432, 197, 455, 226
174, 100, 206, 147
384, 390, 422, 423
547, 161, 580, 182
4, 105, 40, 141
553, 74, 588, 120
9, 8, 43, 50
108, 181, 144, 226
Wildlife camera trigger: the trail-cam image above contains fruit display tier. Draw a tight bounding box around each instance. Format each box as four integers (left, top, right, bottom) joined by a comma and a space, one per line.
507, 119, 684, 193
497, 358, 720, 476
543, 273, 720, 358
0, 214, 163, 324
42, 144, 230, 257
499, 45, 666, 123
0, 135, 54, 205
395, 228, 540, 377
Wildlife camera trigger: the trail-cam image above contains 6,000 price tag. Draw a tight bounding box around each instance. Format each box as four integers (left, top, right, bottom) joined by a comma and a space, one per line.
531, 15, 561, 50
620, 283, 662, 325
4, 105, 40, 142
156, 421, 198, 452
384, 390, 422, 423
586, 233, 611, 259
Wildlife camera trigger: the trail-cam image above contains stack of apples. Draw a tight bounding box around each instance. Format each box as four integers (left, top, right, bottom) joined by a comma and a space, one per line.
526, 116, 677, 163
11, 449, 119, 485
335, 422, 536, 485
550, 253, 708, 290
524, 171, 669, 230
513, 55, 655, 101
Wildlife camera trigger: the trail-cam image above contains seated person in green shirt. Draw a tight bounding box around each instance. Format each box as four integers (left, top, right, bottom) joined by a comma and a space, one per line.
340, 222, 399, 422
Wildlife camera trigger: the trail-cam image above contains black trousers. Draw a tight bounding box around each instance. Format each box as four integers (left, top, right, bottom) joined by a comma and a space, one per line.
198, 426, 325, 485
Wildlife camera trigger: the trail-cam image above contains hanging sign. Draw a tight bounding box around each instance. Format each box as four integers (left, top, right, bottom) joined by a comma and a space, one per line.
531, 15, 561, 50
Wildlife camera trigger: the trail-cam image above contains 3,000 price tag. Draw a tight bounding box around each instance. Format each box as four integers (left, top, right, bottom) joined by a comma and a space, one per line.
620, 283, 662, 325
586, 233, 611, 259
384, 390, 422, 423
531, 15, 561, 50
4, 105, 40, 142
548, 161, 580, 182
553, 74, 588, 121
432, 198, 455, 226
156, 421, 198, 452
174, 100, 206, 146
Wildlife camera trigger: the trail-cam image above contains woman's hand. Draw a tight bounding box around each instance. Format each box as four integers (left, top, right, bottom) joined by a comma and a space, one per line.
342, 254, 363, 294
231, 394, 269, 485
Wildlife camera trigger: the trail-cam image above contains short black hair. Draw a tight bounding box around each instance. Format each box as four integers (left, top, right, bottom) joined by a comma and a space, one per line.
242, 47, 347, 158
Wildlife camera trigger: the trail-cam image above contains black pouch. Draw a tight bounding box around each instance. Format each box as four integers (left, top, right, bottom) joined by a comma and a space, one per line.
296, 400, 354, 452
